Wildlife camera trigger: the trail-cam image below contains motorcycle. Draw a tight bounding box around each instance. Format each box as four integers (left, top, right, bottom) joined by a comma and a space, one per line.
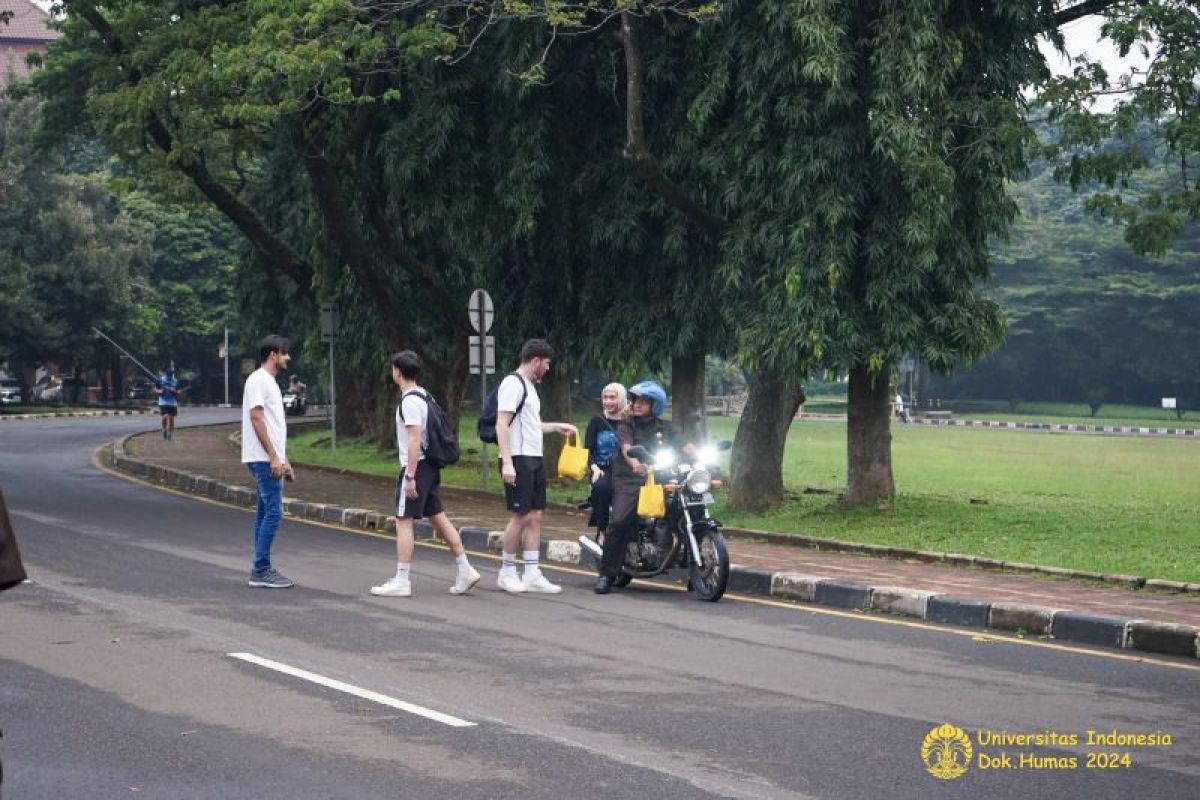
579, 438, 733, 601
282, 389, 307, 417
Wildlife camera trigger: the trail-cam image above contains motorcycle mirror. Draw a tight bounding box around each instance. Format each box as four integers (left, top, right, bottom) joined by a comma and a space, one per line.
716, 440, 733, 452
627, 445, 651, 463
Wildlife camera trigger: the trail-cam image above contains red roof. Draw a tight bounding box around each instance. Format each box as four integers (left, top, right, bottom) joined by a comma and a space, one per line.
0, 0, 60, 43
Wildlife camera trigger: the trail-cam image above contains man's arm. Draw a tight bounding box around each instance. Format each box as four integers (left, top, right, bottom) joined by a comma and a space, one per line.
249, 407, 290, 479
404, 423, 421, 497
541, 421, 578, 437
497, 410, 516, 485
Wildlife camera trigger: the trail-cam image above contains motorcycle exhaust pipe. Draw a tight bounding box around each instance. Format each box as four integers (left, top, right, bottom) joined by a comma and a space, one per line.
577, 535, 603, 558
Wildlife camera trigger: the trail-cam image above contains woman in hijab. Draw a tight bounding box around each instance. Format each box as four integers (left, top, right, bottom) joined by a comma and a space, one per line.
582, 383, 628, 541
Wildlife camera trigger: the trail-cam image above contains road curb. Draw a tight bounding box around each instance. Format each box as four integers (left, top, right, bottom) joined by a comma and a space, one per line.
1, 408, 155, 421
104, 433, 1200, 661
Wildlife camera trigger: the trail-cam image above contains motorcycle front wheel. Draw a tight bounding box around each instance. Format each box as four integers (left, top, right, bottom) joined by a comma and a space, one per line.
688, 529, 729, 602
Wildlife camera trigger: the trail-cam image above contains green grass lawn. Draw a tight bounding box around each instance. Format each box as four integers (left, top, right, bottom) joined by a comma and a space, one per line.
290, 413, 1200, 583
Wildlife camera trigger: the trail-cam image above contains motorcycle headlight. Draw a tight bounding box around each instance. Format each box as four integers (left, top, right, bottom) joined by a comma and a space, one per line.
698, 445, 720, 466
654, 449, 677, 470
685, 468, 711, 495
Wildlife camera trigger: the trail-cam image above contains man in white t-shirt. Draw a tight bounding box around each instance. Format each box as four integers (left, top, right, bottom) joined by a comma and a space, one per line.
495, 339, 577, 594
894, 390, 909, 424
369, 351, 480, 598
242, 334, 295, 588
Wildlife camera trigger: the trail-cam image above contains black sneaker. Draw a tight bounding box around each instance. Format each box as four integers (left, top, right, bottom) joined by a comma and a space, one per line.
249, 568, 294, 588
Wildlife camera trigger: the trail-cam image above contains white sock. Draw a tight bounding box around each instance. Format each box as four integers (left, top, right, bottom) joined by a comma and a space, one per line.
501, 552, 517, 572
455, 553, 471, 569
522, 550, 540, 576
395, 562, 411, 581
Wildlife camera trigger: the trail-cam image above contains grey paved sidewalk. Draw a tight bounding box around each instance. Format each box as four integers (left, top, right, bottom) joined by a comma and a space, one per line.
121, 422, 1200, 631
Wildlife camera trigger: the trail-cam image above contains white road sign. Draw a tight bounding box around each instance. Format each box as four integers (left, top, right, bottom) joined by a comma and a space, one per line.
468, 289, 494, 334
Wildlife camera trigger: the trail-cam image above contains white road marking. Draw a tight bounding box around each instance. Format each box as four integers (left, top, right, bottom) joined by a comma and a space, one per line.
227, 652, 476, 728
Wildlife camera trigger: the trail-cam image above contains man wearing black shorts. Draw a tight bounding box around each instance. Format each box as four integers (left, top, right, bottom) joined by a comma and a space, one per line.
156, 370, 180, 440
369, 351, 479, 598
495, 339, 577, 594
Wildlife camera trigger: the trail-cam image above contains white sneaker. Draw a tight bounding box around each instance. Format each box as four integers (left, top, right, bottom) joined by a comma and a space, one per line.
521, 571, 562, 594
497, 569, 526, 594
450, 566, 481, 595
369, 576, 412, 597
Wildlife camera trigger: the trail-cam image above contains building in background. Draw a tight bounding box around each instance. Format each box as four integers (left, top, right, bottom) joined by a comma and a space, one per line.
0, 0, 59, 89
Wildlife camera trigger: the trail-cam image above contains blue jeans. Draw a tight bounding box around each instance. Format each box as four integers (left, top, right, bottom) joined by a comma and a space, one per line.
248, 462, 283, 572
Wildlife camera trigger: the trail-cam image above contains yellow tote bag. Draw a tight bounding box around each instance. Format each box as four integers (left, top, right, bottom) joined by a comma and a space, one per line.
556, 434, 589, 481
637, 472, 666, 518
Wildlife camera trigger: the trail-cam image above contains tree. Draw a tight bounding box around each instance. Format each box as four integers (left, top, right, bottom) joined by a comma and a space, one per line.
1040, 1, 1200, 257
0, 95, 149, 390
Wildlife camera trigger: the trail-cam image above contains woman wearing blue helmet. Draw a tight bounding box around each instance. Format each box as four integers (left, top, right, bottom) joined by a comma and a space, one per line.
595, 379, 695, 594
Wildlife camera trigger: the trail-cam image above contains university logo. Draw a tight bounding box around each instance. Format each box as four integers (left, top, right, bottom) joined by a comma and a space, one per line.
921, 723, 973, 780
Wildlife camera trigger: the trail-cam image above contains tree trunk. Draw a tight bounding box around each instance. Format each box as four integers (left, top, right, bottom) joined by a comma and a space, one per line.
336, 365, 388, 441
671, 350, 707, 444
426, 329, 470, 434
728, 369, 805, 512
539, 365, 574, 479
843, 362, 894, 506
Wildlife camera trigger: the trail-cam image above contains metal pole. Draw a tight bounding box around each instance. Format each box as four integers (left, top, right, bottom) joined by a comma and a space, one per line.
329, 335, 337, 456
480, 335, 488, 487
223, 327, 230, 407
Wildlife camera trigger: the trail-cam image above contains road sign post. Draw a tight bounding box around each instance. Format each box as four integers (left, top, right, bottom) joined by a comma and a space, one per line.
220, 328, 231, 407
468, 290, 495, 485
320, 303, 340, 455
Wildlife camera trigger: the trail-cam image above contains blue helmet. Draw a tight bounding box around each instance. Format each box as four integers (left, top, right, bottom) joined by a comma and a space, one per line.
628, 380, 667, 418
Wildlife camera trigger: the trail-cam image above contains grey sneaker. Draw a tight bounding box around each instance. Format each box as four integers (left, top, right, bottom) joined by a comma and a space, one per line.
249, 568, 294, 588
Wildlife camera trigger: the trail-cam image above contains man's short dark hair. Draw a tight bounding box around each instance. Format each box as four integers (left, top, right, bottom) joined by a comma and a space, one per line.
519, 339, 554, 363
391, 350, 421, 380
259, 335, 289, 364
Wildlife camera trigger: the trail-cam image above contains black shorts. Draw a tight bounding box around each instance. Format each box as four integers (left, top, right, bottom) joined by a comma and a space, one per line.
503, 455, 546, 513
159, 405, 178, 417
394, 461, 443, 520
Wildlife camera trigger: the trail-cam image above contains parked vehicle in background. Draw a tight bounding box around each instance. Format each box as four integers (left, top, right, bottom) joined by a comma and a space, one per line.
31, 375, 61, 403
32, 376, 88, 404
0, 379, 22, 405
127, 378, 156, 400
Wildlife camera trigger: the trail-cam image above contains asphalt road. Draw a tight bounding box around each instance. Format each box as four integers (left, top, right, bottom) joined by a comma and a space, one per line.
1, 410, 1197, 799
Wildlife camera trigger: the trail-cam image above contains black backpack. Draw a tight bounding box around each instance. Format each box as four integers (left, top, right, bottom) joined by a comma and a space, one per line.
477, 372, 527, 444
400, 390, 461, 468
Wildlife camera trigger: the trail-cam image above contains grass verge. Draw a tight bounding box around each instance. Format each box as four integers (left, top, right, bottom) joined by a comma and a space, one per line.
289, 413, 1200, 583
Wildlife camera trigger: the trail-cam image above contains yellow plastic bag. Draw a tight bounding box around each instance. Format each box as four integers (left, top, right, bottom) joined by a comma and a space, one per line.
637, 472, 666, 518
556, 434, 589, 481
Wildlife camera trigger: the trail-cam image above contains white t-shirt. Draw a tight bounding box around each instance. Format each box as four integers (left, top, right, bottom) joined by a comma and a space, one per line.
497, 373, 542, 457
241, 368, 287, 463
396, 390, 430, 467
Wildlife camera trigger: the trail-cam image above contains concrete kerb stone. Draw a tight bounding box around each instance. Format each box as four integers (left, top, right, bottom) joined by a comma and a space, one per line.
770, 572, 823, 602
1051, 611, 1131, 649
458, 527, 491, 551
988, 602, 1058, 636
1125, 621, 1200, 658
546, 539, 582, 566
927, 595, 992, 628
728, 566, 774, 595
871, 586, 938, 618
1145, 579, 1200, 595
814, 579, 873, 610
